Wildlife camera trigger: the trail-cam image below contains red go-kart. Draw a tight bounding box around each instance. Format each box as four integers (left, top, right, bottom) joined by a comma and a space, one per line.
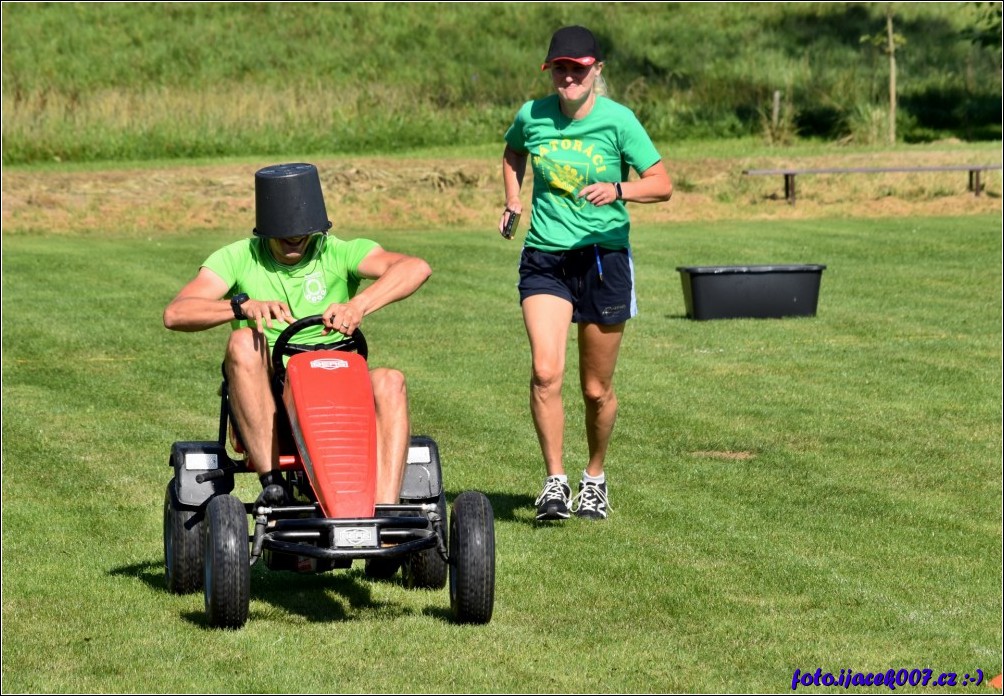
163, 315, 496, 628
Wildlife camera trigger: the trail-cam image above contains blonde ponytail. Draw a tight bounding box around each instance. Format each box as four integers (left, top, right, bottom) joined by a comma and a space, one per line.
594, 67, 609, 97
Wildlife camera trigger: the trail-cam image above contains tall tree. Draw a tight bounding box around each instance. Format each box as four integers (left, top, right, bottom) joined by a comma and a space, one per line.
861, 4, 906, 144
886, 6, 897, 144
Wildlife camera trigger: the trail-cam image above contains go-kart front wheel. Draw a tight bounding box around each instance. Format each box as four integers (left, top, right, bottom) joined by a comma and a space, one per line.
163, 478, 204, 594
203, 494, 250, 629
449, 491, 495, 624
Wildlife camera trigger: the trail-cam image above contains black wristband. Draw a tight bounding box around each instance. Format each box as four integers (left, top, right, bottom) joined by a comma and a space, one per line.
614, 182, 623, 200
230, 293, 249, 320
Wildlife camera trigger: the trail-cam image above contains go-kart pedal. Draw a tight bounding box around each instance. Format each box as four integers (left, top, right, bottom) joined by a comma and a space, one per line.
256, 484, 288, 508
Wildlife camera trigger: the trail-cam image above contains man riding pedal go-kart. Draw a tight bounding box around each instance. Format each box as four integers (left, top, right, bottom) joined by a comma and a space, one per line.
162, 162, 495, 629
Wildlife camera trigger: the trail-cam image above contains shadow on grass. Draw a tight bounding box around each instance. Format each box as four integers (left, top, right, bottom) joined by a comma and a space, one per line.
453, 489, 604, 532
451, 489, 536, 526
112, 490, 526, 627
109, 559, 435, 628
243, 568, 399, 625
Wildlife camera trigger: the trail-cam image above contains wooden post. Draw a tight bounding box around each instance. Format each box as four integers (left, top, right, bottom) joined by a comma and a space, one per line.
784, 174, 796, 205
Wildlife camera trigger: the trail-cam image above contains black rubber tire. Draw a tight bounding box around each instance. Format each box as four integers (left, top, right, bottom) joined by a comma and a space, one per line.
364, 556, 401, 580
449, 491, 495, 624
402, 491, 448, 590
203, 494, 250, 629
163, 479, 204, 594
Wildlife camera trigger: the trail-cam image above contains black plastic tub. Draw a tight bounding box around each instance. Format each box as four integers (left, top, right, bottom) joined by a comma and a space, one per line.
677, 264, 826, 320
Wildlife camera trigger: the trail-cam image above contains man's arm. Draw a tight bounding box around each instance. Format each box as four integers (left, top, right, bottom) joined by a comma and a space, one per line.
163, 267, 236, 332
164, 267, 295, 334
322, 247, 432, 335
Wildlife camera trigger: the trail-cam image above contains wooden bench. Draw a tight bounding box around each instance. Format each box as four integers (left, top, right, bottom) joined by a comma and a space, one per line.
742, 164, 1002, 204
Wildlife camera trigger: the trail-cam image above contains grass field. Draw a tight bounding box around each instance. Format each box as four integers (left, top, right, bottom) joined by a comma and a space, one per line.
1, 206, 1000, 692
2, 2, 1001, 689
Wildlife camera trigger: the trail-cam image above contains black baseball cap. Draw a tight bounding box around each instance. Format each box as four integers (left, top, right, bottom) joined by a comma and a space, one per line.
541, 26, 604, 71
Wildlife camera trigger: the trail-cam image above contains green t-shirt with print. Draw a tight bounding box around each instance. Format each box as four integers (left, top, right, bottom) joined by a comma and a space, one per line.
504, 94, 662, 253
203, 234, 378, 348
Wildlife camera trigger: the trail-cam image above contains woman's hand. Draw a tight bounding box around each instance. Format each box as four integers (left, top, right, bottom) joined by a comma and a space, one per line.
579, 181, 620, 207
499, 204, 522, 239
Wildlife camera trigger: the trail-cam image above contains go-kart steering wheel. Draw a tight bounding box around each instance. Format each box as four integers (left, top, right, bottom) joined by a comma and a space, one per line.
271, 315, 368, 387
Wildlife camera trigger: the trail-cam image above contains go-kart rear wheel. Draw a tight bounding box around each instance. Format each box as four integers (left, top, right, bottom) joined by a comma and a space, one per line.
449, 491, 495, 624
203, 494, 250, 629
163, 478, 204, 594
403, 491, 448, 590
364, 556, 401, 580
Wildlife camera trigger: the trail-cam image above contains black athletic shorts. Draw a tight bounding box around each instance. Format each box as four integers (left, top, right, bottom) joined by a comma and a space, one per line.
518, 244, 636, 324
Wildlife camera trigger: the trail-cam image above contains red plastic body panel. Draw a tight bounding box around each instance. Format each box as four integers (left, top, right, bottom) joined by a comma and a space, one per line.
282, 351, 377, 518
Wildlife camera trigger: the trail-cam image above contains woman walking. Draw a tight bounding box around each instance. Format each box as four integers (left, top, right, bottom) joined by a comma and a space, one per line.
499, 25, 673, 521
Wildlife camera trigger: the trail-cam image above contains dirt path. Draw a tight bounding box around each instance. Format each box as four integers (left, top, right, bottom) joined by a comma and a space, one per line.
3, 152, 1000, 237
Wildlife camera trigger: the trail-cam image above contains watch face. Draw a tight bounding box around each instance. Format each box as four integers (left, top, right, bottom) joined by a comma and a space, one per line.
232, 294, 248, 319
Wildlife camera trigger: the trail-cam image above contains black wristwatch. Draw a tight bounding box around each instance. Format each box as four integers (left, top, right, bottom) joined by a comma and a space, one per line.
230, 293, 250, 320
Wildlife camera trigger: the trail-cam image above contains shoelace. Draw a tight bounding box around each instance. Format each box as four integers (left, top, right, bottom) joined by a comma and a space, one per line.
535, 477, 569, 506
570, 482, 611, 513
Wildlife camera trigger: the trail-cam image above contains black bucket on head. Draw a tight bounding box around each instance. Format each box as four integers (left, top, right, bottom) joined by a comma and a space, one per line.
253, 163, 332, 239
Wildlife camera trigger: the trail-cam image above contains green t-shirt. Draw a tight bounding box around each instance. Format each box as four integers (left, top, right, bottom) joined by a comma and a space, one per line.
203, 234, 379, 348
504, 94, 662, 253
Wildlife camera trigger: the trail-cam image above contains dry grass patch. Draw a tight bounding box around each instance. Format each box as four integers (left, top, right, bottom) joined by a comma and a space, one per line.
3, 149, 1000, 238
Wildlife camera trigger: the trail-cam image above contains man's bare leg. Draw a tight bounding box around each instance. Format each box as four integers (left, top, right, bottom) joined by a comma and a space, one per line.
224, 328, 282, 490
371, 367, 409, 505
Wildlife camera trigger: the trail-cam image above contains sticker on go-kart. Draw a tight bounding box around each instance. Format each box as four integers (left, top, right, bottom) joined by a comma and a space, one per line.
334, 526, 378, 548
185, 452, 219, 470
407, 446, 431, 464
310, 357, 350, 370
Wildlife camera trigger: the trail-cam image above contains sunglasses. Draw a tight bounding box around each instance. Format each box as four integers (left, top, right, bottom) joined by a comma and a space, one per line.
550, 61, 593, 74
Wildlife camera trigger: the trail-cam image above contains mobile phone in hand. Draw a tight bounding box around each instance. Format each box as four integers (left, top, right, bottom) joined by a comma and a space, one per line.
501, 210, 520, 239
